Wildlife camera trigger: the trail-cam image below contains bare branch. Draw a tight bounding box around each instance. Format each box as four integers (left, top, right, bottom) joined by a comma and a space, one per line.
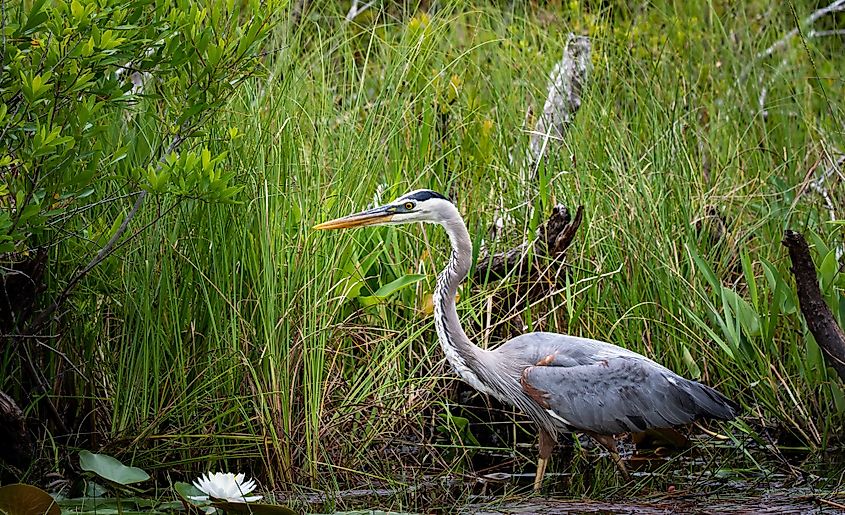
755, 0, 845, 61
346, 0, 374, 21
25, 135, 183, 334
529, 34, 591, 168
783, 230, 845, 382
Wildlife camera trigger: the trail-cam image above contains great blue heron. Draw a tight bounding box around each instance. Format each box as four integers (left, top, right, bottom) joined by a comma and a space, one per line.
314, 189, 739, 491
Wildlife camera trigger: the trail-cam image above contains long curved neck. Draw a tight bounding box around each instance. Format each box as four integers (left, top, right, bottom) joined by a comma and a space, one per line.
432, 214, 492, 394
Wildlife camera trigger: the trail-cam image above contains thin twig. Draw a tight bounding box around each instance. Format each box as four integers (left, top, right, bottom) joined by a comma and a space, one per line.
24, 135, 182, 334
807, 28, 845, 37
817, 497, 845, 511
47, 191, 145, 226
346, 0, 374, 22
10, 134, 184, 435
754, 0, 845, 61
740, 0, 845, 101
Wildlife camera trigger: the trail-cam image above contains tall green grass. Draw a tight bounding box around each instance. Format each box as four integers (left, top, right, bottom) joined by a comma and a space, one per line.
46, 0, 844, 500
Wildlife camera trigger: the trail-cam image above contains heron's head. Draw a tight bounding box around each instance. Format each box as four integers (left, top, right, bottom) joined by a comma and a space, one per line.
313, 189, 456, 230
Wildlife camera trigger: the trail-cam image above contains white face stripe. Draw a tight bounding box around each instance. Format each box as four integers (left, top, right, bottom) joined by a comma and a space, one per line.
384, 195, 456, 225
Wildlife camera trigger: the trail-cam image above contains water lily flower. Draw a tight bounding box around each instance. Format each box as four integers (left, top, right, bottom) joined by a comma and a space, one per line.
190, 472, 262, 503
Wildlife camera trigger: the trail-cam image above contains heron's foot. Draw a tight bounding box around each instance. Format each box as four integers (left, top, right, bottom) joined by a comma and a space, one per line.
533, 457, 548, 493
585, 431, 630, 480
609, 450, 630, 479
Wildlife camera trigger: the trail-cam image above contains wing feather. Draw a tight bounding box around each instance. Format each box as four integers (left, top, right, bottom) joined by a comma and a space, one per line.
520, 356, 735, 435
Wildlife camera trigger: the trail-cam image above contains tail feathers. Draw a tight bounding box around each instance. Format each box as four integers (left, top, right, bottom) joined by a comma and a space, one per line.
690, 382, 740, 421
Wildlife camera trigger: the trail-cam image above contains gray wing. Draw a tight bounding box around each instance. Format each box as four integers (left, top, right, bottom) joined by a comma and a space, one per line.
499, 333, 738, 435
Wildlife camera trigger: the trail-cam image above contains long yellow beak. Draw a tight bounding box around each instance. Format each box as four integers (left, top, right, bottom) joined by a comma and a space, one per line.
313, 206, 394, 230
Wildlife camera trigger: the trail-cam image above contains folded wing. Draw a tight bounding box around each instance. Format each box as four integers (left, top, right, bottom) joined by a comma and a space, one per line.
520, 356, 737, 435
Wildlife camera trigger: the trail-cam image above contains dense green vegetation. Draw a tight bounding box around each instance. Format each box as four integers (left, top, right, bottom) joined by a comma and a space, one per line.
2, 0, 844, 510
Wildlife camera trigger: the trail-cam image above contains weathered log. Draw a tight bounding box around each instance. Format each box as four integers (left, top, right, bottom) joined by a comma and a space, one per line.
782, 230, 845, 381
529, 34, 591, 165
474, 205, 584, 283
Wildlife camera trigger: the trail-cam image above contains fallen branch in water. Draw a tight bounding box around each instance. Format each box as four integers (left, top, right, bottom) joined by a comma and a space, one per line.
782, 230, 845, 381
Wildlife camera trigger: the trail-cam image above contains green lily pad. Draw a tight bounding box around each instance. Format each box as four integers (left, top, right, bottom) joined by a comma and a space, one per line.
173, 482, 210, 506
79, 450, 150, 485
0, 484, 61, 515
212, 501, 298, 515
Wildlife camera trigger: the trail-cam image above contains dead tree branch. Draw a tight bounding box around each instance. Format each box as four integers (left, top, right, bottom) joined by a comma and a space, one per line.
755, 0, 845, 62
474, 205, 583, 283
528, 34, 591, 169
783, 230, 845, 381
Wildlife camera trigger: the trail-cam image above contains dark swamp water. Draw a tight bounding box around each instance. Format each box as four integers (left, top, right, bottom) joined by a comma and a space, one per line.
287, 392, 845, 514
285, 427, 845, 514
297, 446, 845, 514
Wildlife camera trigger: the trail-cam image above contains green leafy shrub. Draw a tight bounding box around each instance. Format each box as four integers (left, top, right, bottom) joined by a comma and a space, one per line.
1, 0, 273, 321
0, 0, 274, 466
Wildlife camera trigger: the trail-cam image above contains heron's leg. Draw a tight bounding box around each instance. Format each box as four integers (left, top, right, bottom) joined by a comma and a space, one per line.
585, 432, 629, 479
533, 428, 555, 492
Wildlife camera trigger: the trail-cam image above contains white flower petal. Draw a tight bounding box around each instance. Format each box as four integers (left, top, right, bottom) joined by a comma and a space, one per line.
191, 471, 260, 504
188, 495, 210, 501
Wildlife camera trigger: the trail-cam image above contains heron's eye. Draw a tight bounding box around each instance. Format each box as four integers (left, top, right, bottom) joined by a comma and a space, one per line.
404, 202, 415, 210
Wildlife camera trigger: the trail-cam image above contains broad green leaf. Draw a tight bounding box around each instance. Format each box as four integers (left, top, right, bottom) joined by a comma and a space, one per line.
819, 250, 838, 293
808, 231, 830, 260
359, 274, 426, 306
688, 245, 720, 291
740, 250, 757, 310
173, 482, 209, 507
682, 345, 701, 379
761, 258, 796, 315
372, 274, 426, 298
0, 484, 60, 515
79, 451, 150, 485
22, 0, 49, 34
722, 288, 760, 336
831, 382, 845, 415
683, 307, 735, 360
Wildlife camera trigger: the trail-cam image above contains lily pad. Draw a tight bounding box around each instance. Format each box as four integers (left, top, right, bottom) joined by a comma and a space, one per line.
0, 484, 61, 515
79, 450, 150, 485
212, 501, 298, 515
173, 482, 210, 506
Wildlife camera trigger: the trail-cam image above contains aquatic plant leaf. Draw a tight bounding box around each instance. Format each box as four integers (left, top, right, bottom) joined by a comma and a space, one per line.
681, 345, 701, 379
359, 273, 426, 305
211, 501, 297, 515
372, 274, 426, 298
79, 450, 150, 485
0, 484, 61, 515
173, 482, 210, 506
819, 249, 838, 293
721, 288, 760, 336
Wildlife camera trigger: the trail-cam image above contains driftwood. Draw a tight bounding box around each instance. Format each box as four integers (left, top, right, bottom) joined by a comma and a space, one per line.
782, 230, 845, 381
474, 205, 583, 283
